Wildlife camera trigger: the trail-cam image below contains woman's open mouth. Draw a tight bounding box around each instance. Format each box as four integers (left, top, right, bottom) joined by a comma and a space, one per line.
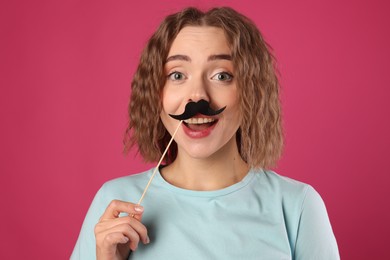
182, 117, 218, 138
183, 117, 217, 131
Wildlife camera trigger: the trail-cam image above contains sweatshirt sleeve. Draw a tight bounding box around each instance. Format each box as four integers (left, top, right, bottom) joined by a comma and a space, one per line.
294, 186, 340, 260
70, 185, 109, 260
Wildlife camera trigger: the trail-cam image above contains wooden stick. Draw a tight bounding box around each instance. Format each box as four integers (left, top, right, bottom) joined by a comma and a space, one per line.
136, 120, 183, 205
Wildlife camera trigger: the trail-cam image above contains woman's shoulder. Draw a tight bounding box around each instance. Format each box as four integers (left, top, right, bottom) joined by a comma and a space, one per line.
251, 169, 322, 209
96, 168, 154, 202
253, 169, 311, 193
103, 169, 153, 187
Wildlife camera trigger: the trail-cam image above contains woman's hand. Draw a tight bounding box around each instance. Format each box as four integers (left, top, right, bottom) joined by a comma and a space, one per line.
95, 200, 149, 260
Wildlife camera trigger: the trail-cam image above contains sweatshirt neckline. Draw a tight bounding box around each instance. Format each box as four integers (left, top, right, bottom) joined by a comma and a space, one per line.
153, 168, 259, 198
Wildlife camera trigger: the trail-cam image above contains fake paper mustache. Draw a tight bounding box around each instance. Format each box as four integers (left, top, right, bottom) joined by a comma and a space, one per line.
169, 100, 226, 121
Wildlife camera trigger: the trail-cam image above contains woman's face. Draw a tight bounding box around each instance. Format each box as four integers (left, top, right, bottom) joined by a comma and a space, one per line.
160, 26, 241, 160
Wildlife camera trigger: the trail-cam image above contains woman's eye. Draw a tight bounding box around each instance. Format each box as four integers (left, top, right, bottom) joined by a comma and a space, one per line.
212, 72, 233, 82
168, 71, 185, 81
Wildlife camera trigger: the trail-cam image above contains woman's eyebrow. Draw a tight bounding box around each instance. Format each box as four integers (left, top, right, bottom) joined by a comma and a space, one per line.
166, 55, 191, 63
165, 54, 232, 63
208, 54, 232, 61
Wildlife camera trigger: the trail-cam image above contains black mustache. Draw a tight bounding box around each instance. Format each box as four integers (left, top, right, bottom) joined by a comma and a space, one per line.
169, 100, 226, 121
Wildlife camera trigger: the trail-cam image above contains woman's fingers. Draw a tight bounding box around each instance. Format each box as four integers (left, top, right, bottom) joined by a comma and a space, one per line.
100, 200, 144, 220
95, 216, 149, 245
97, 223, 139, 251
108, 221, 149, 250
102, 231, 130, 246
96, 231, 129, 258
95, 200, 149, 259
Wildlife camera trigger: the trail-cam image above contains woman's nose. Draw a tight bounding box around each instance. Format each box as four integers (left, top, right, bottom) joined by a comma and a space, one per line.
187, 75, 209, 103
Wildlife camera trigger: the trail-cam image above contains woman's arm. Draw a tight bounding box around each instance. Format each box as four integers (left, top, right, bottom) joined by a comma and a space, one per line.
294, 186, 340, 260
71, 185, 149, 260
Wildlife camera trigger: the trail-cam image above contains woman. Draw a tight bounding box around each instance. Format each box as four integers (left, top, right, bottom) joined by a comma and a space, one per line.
71, 7, 339, 260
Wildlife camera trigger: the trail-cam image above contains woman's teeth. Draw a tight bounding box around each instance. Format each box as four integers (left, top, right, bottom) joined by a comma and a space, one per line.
184, 118, 215, 124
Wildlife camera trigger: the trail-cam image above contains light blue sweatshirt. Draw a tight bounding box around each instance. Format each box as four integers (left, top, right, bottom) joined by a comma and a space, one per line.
71, 168, 339, 259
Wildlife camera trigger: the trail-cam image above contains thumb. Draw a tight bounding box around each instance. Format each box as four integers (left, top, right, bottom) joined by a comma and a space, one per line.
131, 205, 144, 221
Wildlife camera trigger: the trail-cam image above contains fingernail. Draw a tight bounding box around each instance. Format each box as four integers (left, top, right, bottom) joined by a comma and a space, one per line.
144, 235, 150, 244
123, 236, 129, 243
134, 205, 144, 212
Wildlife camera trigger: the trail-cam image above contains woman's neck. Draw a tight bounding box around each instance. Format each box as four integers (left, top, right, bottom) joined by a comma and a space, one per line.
160, 138, 249, 191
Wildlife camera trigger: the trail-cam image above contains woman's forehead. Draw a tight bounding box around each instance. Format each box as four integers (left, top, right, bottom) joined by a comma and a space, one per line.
168, 26, 231, 57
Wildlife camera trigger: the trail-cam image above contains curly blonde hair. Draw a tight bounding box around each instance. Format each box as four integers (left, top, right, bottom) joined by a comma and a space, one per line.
124, 7, 283, 169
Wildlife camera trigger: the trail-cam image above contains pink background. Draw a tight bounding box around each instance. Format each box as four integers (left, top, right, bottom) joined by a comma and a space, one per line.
1, 0, 389, 259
